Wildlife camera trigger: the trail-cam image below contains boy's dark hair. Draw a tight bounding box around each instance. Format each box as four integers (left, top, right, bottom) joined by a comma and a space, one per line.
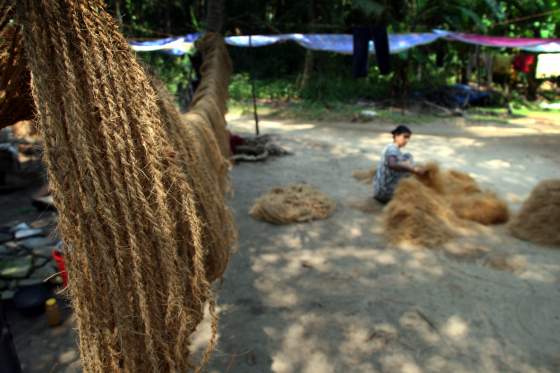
391, 125, 412, 136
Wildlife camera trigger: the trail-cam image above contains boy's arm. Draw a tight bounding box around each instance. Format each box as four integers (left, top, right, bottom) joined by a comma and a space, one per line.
388, 156, 424, 175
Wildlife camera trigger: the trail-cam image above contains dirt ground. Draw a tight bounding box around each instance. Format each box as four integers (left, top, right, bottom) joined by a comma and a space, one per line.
3, 113, 560, 372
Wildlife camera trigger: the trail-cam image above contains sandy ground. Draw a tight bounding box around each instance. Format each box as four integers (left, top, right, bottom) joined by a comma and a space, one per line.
4, 114, 560, 372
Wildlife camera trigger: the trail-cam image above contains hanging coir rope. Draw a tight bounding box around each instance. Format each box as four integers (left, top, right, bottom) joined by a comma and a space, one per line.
15, 0, 235, 371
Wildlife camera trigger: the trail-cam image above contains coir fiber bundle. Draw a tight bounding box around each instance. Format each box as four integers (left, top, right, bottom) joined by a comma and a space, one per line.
0, 3, 33, 128
449, 192, 509, 225
189, 33, 232, 159
415, 162, 509, 224
250, 184, 336, 224
16, 0, 235, 371
509, 180, 560, 247
384, 177, 469, 247
352, 166, 377, 185
384, 163, 509, 247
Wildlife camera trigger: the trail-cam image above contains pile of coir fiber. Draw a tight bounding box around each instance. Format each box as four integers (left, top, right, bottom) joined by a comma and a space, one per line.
416, 164, 509, 225
509, 180, 560, 247
250, 184, 336, 224
352, 166, 377, 185
384, 163, 509, 247
15, 0, 235, 371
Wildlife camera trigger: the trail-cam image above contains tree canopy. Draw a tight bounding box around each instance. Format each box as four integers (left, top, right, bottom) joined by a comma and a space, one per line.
107, 0, 559, 37
105, 0, 560, 102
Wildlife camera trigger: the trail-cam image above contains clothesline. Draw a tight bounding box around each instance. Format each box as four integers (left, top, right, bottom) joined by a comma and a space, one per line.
129, 29, 560, 56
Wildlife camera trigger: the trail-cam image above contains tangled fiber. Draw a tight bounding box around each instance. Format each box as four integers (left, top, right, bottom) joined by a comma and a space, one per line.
230, 134, 291, 162
347, 197, 383, 214
384, 163, 509, 247
0, 4, 33, 128
10, 120, 36, 139
509, 180, 560, 247
384, 177, 468, 247
250, 184, 336, 224
483, 252, 527, 273
414, 163, 509, 225
352, 166, 376, 185
16, 0, 235, 371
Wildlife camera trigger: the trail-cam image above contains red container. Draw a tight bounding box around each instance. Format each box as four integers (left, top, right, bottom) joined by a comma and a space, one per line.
52, 250, 68, 287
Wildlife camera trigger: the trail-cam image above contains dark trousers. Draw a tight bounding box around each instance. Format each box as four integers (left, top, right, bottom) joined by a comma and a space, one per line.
352, 26, 391, 78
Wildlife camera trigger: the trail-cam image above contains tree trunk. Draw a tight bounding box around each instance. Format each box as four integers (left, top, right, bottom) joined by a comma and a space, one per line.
485, 53, 493, 86
193, 0, 203, 27
460, 66, 468, 85
206, 0, 224, 33
526, 66, 539, 101
114, 0, 123, 28
298, 0, 315, 91
299, 51, 314, 90
476, 46, 482, 87
164, 0, 172, 34
527, 27, 541, 101
465, 53, 474, 85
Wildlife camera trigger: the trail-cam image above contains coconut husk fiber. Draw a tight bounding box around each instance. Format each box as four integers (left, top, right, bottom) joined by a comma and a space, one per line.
250, 184, 336, 224
347, 197, 383, 214
384, 177, 469, 247
16, 0, 235, 372
188, 32, 232, 159
0, 4, 34, 129
352, 166, 376, 185
414, 163, 509, 225
483, 252, 527, 273
509, 180, 560, 247
384, 163, 509, 247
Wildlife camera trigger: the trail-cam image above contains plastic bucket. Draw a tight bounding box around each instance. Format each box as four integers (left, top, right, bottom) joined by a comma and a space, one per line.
51, 250, 68, 287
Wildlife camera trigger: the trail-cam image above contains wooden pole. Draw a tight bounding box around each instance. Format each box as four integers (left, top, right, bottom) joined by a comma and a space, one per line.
249, 34, 260, 136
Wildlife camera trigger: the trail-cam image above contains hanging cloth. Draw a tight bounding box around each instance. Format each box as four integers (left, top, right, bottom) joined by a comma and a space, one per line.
352, 27, 371, 78
372, 26, 391, 75
513, 54, 536, 74
535, 54, 560, 79
352, 26, 391, 78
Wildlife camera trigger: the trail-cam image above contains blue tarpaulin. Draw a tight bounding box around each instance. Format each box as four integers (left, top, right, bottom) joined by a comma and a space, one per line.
130, 32, 442, 56
129, 31, 560, 56
129, 33, 201, 55
225, 33, 441, 54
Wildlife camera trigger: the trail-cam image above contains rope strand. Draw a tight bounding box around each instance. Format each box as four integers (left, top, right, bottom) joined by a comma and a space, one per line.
16, 0, 235, 371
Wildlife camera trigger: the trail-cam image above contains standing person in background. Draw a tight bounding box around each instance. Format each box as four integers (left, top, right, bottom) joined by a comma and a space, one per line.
374, 125, 425, 204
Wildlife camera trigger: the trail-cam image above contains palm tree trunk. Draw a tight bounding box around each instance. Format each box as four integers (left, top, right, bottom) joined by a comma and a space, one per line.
207, 0, 224, 33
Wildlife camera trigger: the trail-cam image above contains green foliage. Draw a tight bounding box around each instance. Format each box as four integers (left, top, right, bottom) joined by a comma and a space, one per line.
137, 52, 193, 95
230, 100, 441, 123
229, 74, 298, 101
106, 0, 202, 35
352, 0, 384, 18
229, 72, 394, 103
108, 0, 560, 105
299, 75, 391, 102
483, 0, 505, 20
